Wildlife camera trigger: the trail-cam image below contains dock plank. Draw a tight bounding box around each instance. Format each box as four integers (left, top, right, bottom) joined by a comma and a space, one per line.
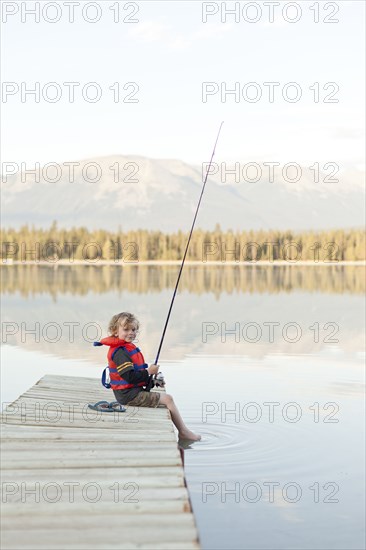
0, 375, 200, 549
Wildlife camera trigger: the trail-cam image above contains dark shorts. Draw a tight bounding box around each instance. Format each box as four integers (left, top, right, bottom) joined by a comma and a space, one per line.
126, 390, 161, 408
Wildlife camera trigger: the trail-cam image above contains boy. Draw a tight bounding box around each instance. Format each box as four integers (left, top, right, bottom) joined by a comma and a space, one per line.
98, 312, 201, 441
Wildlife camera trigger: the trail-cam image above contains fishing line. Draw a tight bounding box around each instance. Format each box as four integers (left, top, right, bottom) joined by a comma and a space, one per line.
154, 121, 224, 366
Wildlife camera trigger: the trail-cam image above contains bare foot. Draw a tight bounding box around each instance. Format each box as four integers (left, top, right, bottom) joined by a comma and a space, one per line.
178, 430, 201, 441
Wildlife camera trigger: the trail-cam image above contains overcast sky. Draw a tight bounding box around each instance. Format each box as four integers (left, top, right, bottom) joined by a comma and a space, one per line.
1, 0, 365, 168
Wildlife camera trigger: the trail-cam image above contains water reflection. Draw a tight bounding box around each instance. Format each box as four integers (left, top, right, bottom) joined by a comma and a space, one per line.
1, 266, 365, 362
1, 264, 365, 298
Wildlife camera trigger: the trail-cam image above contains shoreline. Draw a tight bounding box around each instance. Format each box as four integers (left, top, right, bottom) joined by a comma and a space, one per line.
1, 260, 365, 267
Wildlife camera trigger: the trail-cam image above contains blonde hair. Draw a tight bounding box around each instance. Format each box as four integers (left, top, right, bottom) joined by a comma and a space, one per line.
108, 312, 139, 336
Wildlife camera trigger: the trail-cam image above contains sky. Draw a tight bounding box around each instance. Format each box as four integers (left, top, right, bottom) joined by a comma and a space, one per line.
1, 0, 365, 169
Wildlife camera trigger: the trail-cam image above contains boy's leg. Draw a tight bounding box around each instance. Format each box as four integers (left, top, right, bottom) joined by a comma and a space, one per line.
159, 393, 201, 441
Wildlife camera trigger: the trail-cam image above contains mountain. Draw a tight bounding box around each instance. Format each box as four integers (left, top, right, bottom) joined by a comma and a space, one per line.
1, 155, 364, 231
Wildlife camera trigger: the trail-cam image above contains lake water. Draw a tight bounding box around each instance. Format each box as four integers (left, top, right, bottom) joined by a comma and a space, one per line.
1, 264, 365, 549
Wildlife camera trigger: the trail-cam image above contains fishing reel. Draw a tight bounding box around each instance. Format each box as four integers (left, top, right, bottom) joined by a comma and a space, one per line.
146, 371, 165, 392
153, 372, 166, 388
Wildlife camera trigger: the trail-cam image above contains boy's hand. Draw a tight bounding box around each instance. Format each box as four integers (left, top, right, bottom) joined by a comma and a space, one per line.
147, 364, 159, 375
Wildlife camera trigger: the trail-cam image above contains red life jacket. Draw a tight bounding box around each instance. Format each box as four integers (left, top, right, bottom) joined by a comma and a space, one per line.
96, 336, 149, 390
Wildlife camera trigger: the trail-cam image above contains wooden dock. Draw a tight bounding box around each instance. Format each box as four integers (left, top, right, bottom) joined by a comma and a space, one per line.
1, 375, 201, 550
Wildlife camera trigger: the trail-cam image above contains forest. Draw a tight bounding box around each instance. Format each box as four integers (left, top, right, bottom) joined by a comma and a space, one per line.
1, 223, 365, 262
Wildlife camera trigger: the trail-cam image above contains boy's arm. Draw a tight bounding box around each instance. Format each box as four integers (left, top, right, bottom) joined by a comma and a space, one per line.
113, 349, 150, 384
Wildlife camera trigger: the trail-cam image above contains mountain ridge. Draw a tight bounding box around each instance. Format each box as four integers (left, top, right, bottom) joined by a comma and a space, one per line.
1, 155, 364, 231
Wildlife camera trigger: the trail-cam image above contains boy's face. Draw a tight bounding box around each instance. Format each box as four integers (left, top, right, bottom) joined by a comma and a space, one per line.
117, 322, 138, 342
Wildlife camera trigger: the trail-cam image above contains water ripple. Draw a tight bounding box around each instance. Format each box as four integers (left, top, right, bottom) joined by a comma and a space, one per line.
183, 421, 313, 472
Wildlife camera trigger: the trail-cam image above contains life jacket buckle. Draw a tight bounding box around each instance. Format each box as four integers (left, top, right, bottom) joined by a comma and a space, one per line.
101, 366, 111, 389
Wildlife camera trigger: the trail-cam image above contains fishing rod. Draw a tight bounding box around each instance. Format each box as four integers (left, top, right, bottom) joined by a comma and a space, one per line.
154, 121, 224, 370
